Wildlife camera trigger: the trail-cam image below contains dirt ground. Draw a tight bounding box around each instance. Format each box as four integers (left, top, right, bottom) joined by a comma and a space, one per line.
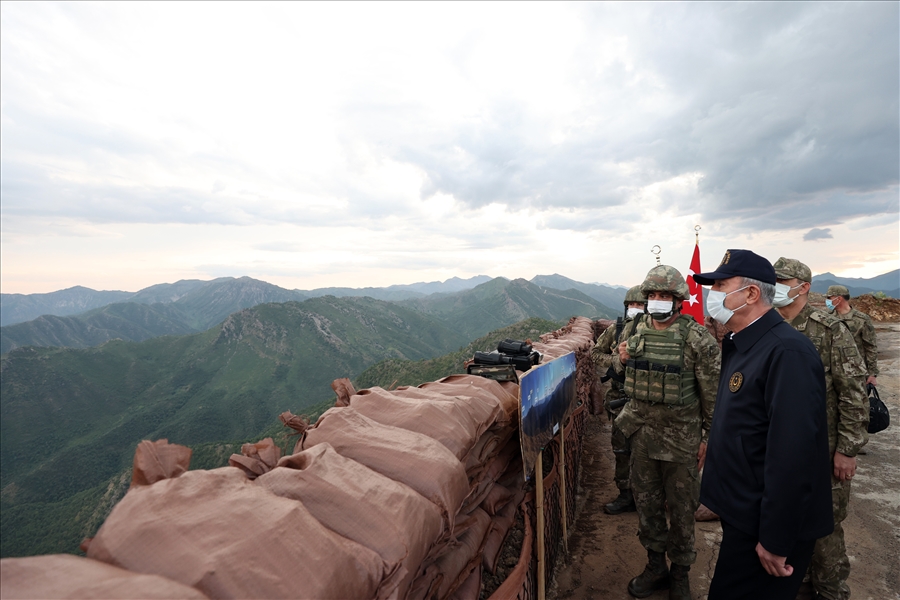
552, 323, 900, 600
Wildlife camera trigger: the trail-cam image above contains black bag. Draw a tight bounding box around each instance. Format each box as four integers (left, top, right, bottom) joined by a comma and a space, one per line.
497, 339, 533, 356
867, 384, 890, 434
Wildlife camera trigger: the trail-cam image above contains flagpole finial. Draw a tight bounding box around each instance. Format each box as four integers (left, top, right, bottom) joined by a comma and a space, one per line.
651, 245, 661, 265
694, 224, 701, 244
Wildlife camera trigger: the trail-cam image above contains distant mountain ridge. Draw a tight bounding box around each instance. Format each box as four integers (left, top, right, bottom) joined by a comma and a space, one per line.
811, 269, 898, 298
530, 274, 628, 311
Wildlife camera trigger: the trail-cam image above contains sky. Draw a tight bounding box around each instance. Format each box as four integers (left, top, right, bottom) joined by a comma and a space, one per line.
1, 2, 898, 294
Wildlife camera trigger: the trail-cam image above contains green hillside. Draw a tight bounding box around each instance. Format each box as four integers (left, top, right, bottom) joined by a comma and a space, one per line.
399, 277, 616, 340
0, 296, 467, 557
355, 317, 562, 390
0, 302, 197, 354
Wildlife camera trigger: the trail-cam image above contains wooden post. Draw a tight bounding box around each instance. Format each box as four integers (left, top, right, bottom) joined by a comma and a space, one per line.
560, 419, 568, 554
535, 449, 546, 600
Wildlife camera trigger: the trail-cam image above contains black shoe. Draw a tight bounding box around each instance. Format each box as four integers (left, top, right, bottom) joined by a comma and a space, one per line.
628, 550, 669, 598
668, 564, 691, 600
604, 490, 636, 515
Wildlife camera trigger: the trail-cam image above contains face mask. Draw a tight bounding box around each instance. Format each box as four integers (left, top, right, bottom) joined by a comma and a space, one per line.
825, 298, 835, 312
773, 282, 804, 308
626, 307, 644, 319
706, 286, 749, 324
646, 299, 674, 321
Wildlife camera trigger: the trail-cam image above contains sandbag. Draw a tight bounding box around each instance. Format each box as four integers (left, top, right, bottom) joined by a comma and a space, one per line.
301, 407, 469, 526
433, 508, 492, 599
0, 554, 208, 600
257, 443, 443, 600
480, 483, 514, 516
482, 492, 521, 574
227, 438, 281, 479
463, 438, 520, 513
448, 563, 482, 600
418, 375, 519, 418
350, 386, 494, 460
130, 439, 191, 488
88, 467, 389, 600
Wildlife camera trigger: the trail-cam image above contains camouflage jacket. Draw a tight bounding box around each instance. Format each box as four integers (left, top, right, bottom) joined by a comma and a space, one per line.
591, 317, 641, 406
613, 314, 720, 462
837, 307, 879, 377
787, 303, 869, 457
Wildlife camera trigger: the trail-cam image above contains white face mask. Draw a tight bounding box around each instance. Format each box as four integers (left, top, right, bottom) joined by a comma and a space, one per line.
646, 299, 674, 321
706, 286, 749, 324
773, 282, 804, 308
626, 307, 644, 319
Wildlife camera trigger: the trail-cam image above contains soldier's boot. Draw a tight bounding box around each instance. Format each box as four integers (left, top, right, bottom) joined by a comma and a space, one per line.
668, 564, 691, 600
627, 550, 669, 598
604, 489, 636, 515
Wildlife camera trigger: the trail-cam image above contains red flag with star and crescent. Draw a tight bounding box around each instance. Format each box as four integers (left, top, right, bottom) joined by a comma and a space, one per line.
683, 242, 704, 324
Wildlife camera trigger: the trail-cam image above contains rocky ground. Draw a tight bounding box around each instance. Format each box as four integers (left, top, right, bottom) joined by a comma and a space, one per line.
552, 322, 899, 600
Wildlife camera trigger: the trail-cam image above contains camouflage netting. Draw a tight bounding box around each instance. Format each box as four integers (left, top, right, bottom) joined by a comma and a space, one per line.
1, 317, 599, 600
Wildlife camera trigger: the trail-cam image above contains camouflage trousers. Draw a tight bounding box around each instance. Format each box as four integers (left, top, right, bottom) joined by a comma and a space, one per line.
629, 428, 700, 566
810, 480, 851, 600
608, 412, 631, 491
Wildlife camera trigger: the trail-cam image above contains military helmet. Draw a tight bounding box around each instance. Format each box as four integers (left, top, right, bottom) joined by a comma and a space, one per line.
624, 285, 647, 305
640, 265, 690, 300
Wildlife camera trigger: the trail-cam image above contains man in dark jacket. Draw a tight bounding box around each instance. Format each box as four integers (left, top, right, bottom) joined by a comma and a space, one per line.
693, 249, 833, 600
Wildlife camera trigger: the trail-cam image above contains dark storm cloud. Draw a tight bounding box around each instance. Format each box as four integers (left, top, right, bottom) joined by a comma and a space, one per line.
395, 3, 899, 232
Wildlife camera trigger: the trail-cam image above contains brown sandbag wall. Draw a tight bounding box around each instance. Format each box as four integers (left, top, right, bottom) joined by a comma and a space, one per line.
1, 317, 599, 600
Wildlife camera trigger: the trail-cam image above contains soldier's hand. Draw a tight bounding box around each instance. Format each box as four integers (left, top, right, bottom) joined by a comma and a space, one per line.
697, 442, 707, 471
833, 452, 856, 482
756, 543, 792, 577
617, 341, 630, 364
866, 376, 877, 387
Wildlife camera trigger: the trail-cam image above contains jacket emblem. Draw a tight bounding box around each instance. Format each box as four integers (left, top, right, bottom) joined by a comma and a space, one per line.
729, 372, 743, 392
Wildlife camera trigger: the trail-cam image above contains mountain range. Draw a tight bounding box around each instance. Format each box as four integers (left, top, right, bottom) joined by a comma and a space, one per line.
0, 275, 616, 558
1, 275, 621, 353
810, 269, 899, 299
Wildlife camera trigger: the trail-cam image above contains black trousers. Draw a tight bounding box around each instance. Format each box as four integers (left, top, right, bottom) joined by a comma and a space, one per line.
708, 520, 815, 600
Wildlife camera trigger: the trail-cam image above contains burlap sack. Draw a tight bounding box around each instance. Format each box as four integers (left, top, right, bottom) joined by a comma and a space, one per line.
88, 467, 389, 599
415, 375, 516, 424
301, 407, 469, 526
463, 438, 520, 513
433, 508, 492, 599
227, 437, 281, 479
481, 493, 521, 574
257, 443, 443, 600
480, 483, 514, 516
350, 386, 495, 460
0, 554, 208, 599
448, 563, 482, 600
130, 439, 191, 488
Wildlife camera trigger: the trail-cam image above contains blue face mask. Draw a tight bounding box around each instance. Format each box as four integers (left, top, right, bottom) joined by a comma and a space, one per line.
825, 298, 835, 312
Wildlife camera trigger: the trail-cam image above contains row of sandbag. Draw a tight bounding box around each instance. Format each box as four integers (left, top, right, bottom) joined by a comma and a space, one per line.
3, 374, 525, 600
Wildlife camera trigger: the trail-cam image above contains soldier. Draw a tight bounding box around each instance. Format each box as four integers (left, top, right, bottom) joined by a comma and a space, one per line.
826, 284, 879, 387
772, 258, 869, 600
591, 284, 647, 515
613, 265, 721, 600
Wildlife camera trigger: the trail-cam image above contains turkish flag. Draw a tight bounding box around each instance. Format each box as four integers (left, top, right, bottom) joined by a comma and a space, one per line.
683, 243, 704, 325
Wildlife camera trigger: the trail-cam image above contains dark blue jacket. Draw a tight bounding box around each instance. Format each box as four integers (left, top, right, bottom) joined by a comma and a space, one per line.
700, 309, 833, 556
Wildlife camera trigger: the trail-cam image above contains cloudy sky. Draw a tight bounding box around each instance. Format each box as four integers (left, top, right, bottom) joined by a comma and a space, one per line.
2, 2, 898, 294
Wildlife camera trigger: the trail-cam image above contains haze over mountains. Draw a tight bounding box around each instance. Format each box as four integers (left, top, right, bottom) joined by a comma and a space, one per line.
810, 269, 899, 298
0, 275, 620, 353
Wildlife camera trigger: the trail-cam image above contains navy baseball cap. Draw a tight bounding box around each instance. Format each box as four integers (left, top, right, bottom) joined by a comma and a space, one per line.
693, 249, 777, 286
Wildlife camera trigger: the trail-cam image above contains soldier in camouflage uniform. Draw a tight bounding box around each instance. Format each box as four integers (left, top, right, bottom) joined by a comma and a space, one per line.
591, 285, 647, 515
613, 266, 721, 600
826, 284, 879, 387
773, 258, 869, 600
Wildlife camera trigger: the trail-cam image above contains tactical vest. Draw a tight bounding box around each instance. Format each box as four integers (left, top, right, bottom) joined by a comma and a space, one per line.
623, 315, 698, 406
